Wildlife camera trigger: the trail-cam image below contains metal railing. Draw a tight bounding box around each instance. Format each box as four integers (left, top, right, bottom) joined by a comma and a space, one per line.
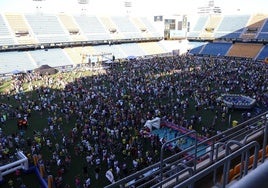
174, 141, 260, 188
104, 111, 268, 188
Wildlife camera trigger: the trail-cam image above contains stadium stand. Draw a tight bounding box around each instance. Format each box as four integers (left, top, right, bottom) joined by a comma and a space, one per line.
257, 33, 268, 40
98, 16, 125, 40
199, 42, 232, 56
29, 48, 73, 68
64, 46, 85, 65
240, 14, 268, 41
74, 15, 111, 41
93, 44, 125, 59
139, 17, 162, 38
119, 42, 145, 57
110, 16, 142, 39
5, 13, 37, 44
25, 13, 70, 43
229, 160, 268, 188
0, 8, 268, 188
130, 17, 153, 38
227, 43, 263, 59
0, 51, 36, 74
58, 13, 87, 41
0, 12, 267, 74
188, 42, 207, 54
214, 14, 250, 39
256, 44, 268, 61
187, 15, 208, 39
257, 18, 268, 40
138, 41, 166, 55
0, 14, 15, 45
199, 14, 222, 39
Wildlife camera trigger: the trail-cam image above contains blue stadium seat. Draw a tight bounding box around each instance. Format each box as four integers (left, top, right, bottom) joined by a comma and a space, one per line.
200, 42, 232, 56
214, 15, 250, 39
255, 45, 268, 60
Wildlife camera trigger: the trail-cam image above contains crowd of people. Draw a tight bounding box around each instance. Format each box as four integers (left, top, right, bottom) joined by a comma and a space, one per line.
0, 54, 267, 187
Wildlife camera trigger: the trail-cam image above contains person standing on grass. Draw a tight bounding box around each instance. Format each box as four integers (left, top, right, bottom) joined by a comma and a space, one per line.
95, 165, 100, 180
84, 177, 91, 188
75, 176, 81, 188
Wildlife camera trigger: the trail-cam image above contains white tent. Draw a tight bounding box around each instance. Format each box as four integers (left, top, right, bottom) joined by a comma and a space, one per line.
144, 117, 161, 131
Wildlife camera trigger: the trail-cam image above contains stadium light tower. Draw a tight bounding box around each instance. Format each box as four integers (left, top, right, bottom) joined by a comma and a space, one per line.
78, 0, 90, 15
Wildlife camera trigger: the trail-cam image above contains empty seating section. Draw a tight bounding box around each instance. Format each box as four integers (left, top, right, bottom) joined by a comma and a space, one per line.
206, 15, 222, 30
139, 42, 166, 55
5, 13, 29, 33
16, 36, 37, 45
120, 43, 145, 57
0, 51, 36, 74
26, 14, 66, 35
246, 14, 268, 28
74, 15, 110, 40
200, 42, 232, 56
227, 43, 263, 58
139, 17, 162, 37
188, 16, 208, 38
199, 15, 222, 39
130, 17, 152, 38
64, 47, 84, 65
217, 15, 250, 32
29, 49, 73, 67
99, 17, 125, 40
69, 34, 87, 42
257, 19, 268, 40
25, 14, 69, 43
0, 14, 12, 36
87, 34, 111, 41
257, 33, 268, 40
241, 14, 267, 40
0, 13, 163, 45
225, 145, 268, 185
188, 42, 207, 54
256, 45, 268, 60
82, 46, 97, 56
99, 17, 117, 31
93, 45, 125, 59
0, 14, 15, 45
58, 13, 80, 32
259, 19, 268, 32
37, 35, 72, 44
0, 38, 15, 46
110, 16, 142, 39
5, 13, 37, 44
214, 15, 250, 39
58, 13, 87, 41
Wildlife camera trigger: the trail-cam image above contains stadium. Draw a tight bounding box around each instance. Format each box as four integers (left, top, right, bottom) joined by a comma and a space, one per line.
0, 0, 267, 187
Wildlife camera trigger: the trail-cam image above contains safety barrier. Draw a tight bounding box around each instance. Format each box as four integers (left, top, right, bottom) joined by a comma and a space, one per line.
0, 151, 28, 181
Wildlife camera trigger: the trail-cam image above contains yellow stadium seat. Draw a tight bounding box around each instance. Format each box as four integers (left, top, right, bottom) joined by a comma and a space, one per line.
258, 149, 263, 162
220, 168, 234, 184
264, 145, 268, 158
232, 164, 242, 180
248, 155, 257, 170
228, 169, 235, 182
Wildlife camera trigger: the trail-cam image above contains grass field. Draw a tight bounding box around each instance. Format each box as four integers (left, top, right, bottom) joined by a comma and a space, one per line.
0, 60, 265, 188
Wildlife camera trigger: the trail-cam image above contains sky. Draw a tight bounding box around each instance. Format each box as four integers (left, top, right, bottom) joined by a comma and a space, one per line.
0, 0, 267, 16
